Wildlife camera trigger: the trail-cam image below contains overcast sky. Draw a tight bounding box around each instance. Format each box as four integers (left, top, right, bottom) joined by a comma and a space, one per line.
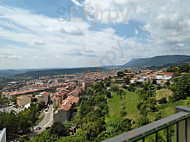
0, 0, 190, 69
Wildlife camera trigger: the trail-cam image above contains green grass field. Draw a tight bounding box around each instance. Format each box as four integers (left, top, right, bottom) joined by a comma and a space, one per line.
124, 90, 142, 119
106, 92, 122, 122
106, 90, 142, 123
106, 87, 190, 126
156, 89, 173, 100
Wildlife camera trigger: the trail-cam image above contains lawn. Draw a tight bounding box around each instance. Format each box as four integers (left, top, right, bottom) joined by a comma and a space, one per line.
124, 90, 142, 119
156, 89, 173, 100
148, 97, 190, 122
106, 90, 142, 122
106, 92, 122, 122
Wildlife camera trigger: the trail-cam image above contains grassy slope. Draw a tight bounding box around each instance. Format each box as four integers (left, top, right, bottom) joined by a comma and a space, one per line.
156, 89, 173, 100
106, 87, 190, 125
106, 92, 122, 122
148, 97, 190, 122
106, 90, 142, 122
124, 90, 141, 119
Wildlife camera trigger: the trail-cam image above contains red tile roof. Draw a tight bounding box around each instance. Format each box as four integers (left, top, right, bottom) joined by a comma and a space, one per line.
58, 96, 79, 111
41, 91, 50, 96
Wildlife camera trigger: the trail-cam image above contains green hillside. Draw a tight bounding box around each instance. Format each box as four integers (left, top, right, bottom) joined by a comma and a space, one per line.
123, 55, 190, 68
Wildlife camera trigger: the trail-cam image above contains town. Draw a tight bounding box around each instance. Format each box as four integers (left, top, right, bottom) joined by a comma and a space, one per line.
0, 68, 175, 130
1, 61, 190, 142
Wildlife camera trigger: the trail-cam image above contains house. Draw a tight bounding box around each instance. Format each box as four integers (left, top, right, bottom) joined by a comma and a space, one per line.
125, 73, 135, 78
130, 77, 137, 84
54, 96, 79, 123
155, 72, 174, 85
17, 95, 31, 108
36, 91, 50, 105
82, 80, 94, 89
0, 128, 6, 142
53, 89, 68, 108
3, 89, 39, 100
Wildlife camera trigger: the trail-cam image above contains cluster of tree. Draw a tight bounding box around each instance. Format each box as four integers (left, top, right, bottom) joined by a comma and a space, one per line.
113, 89, 127, 117
30, 81, 132, 142
0, 97, 9, 104
106, 118, 132, 136
0, 103, 44, 139
137, 97, 157, 116
135, 82, 159, 116
171, 73, 190, 101
167, 64, 190, 75
117, 71, 125, 78
75, 83, 109, 141
104, 77, 111, 87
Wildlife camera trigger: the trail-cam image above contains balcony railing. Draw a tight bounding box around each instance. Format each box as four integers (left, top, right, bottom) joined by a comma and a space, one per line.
102, 106, 190, 142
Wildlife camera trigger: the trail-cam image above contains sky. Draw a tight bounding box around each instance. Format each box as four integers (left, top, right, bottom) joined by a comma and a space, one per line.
0, 0, 190, 69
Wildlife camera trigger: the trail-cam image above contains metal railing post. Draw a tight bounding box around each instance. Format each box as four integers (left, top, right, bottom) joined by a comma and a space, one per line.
185, 118, 188, 142
176, 122, 179, 142
167, 126, 169, 142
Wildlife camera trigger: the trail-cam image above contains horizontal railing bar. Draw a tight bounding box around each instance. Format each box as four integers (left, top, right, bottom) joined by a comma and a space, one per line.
130, 113, 190, 142
102, 112, 190, 142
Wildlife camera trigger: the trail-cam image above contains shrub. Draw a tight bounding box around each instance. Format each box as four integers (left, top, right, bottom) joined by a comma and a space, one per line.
158, 97, 167, 104
19, 135, 30, 142
136, 116, 150, 127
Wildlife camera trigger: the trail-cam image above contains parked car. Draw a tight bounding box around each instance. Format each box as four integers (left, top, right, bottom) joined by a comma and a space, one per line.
10, 109, 17, 114
36, 127, 42, 130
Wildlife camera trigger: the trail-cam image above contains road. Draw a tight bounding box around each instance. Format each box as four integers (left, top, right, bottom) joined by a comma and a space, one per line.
34, 104, 54, 133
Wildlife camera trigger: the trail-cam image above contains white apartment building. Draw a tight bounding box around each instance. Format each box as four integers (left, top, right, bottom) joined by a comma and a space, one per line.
0, 128, 6, 142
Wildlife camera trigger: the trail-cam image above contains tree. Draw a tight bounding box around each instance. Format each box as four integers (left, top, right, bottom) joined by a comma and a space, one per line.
105, 78, 111, 87
152, 79, 157, 84
173, 74, 190, 101
117, 71, 124, 78
124, 78, 130, 84
111, 86, 119, 92
180, 64, 190, 72
158, 97, 167, 104
128, 84, 135, 92
19, 135, 30, 142
50, 121, 69, 137
120, 109, 127, 117
136, 116, 150, 127
165, 80, 170, 86
106, 91, 112, 98
0, 98, 9, 104
11, 96, 17, 104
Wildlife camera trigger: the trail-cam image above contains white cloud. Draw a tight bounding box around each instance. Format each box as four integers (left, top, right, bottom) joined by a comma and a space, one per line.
31, 39, 46, 45
135, 29, 138, 35
177, 43, 185, 48
0, 5, 131, 68
71, 0, 83, 7
83, 0, 190, 56
1, 1, 190, 69
0, 54, 22, 59
55, 55, 64, 59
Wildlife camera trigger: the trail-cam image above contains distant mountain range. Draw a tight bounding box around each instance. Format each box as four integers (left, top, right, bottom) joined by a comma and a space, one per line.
123, 55, 190, 69
0, 55, 189, 76
0, 69, 37, 76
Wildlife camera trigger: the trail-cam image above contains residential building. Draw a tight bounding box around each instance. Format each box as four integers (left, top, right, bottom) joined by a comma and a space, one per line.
155, 72, 174, 85
36, 91, 50, 105
17, 95, 31, 108
125, 72, 135, 78
0, 128, 6, 142
54, 95, 79, 123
